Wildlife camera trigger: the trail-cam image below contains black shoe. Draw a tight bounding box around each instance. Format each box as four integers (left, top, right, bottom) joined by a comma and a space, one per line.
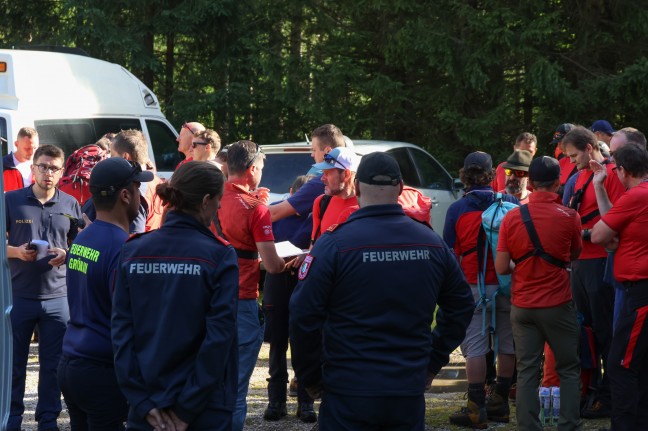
581, 400, 611, 419
263, 402, 287, 421
296, 402, 317, 423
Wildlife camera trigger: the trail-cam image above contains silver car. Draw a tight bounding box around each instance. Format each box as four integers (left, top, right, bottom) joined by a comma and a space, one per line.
260, 140, 463, 233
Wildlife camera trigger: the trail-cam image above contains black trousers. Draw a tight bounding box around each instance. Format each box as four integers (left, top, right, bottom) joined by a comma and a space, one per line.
57, 355, 128, 431
571, 257, 614, 402
263, 271, 312, 404
319, 392, 425, 431
608, 281, 648, 431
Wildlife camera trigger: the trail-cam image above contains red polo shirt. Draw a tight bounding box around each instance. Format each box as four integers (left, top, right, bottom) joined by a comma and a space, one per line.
218, 182, 274, 299
601, 182, 648, 282
559, 156, 577, 186
497, 192, 582, 308
573, 164, 625, 259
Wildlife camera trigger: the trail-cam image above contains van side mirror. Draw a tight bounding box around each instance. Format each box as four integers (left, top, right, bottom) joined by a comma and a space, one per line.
452, 178, 465, 198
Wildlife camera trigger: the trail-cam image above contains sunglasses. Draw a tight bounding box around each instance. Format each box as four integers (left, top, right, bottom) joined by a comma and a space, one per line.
192, 141, 209, 148
245, 142, 262, 169
182, 123, 194, 134
323, 153, 347, 170
34, 163, 63, 174
504, 169, 528, 178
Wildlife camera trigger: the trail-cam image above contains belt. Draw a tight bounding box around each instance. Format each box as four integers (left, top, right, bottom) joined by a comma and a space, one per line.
622, 279, 648, 288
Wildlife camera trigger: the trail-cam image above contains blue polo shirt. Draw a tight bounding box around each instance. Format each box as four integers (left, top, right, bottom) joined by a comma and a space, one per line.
63, 220, 129, 364
5, 186, 82, 299
286, 174, 324, 216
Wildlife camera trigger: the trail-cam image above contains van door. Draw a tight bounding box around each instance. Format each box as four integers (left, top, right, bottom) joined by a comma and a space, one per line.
143, 119, 179, 179
0, 161, 14, 430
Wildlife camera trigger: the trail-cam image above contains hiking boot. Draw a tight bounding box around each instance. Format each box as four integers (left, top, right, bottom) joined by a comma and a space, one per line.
263, 402, 287, 421
581, 400, 611, 419
486, 392, 510, 423
296, 402, 317, 423
449, 400, 488, 429
289, 376, 298, 397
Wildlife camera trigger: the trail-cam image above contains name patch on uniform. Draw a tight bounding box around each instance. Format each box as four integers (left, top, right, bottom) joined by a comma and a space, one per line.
298, 255, 314, 280
362, 249, 431, 263
129, 263, 201, 275
16, 219, 33, 224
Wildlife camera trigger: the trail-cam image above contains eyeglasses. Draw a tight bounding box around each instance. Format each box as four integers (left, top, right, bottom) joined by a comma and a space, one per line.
182, 123, 194, 134
192, 141, 209, 148
245, 143, 262, 169
504, 169, 528, 178
323, 153, 347, 170
35, 163, 63, 174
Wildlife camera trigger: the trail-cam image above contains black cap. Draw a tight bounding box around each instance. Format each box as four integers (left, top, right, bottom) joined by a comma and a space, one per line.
356, 152, 402, 186
502, 150, 532, 172
463, 151, 492, 171
551, 123, 575, 145
529, 156, 560, 182
89, 158, 154, 197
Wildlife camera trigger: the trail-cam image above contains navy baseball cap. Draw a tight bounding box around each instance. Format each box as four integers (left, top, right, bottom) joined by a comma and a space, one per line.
90, 158, 153, 197
356, 152, 402, 186
551, 123, 575, 145
529, 156, 560, 182
463, 151, 492, 171
590, 120, 615, 135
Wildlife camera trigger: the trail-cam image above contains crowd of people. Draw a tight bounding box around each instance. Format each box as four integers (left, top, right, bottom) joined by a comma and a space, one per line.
2, 119, 647, 431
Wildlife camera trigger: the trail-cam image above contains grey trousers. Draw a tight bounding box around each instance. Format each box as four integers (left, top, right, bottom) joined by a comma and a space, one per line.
511, 301, 582, 431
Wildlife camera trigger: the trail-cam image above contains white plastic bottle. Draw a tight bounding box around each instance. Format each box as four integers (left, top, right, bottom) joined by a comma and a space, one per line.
539, 387, 551, 425
550, 386, 560, 424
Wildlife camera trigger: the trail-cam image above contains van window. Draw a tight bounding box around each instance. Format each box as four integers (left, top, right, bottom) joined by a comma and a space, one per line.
35, 119, 140, 157
261, 153, 314, 194
145, 119, 180, 172
0, 117, 7, 154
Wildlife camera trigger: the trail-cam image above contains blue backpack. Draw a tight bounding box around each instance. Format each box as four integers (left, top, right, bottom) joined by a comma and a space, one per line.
472, 193, 518, 359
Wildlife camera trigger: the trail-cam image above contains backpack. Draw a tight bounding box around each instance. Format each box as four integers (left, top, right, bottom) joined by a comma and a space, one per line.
469, 192, 518, 361
58, 144, 108, 205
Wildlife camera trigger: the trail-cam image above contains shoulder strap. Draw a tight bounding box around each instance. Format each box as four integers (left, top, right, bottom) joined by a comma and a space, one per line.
212, 212, 259, 260
313, 195, 333, 243
513, 205, 568, 268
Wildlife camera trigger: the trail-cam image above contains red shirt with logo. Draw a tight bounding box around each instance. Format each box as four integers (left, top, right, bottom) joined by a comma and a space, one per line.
559, 156, 577, 186
497, 192, 582, 308
601, 182, 648, 282
219, 182, 274, 299
573, 163, 625, 259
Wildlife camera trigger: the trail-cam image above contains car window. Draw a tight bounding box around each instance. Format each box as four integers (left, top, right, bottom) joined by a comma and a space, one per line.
145, 119, 180, 172
261, 153, 313, 195
0, 117, 7, 154
386, 148, 421, 187
408, 147, 452, 190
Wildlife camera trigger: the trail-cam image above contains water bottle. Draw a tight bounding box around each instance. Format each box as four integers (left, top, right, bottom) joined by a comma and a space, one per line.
551, 386, 560, 424
539, 387, 551, 425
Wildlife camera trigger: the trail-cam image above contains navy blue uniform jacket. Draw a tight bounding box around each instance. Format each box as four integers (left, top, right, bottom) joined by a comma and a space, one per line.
289, 204, 473, 397
111, 211, 239, 424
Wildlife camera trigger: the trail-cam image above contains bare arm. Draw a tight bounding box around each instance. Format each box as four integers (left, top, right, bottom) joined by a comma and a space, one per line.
268, 200, 297, 222
591, 219, 618, 250
590, 160, 613, 216
256, 241, 288, 274
7, 243, 37, 262
495, 250, 513, 275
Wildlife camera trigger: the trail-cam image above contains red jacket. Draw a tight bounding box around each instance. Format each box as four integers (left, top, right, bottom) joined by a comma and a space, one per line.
2, 153, 27, 192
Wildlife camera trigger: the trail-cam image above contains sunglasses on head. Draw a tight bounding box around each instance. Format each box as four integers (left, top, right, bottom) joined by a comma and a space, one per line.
182, 123, 194, 134
245, 142, 262, 169
504, 168, 528, 178
323, 153, 347, 170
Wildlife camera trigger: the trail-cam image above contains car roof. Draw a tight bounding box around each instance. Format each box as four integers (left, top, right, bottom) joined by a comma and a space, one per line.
260, 140, 424, 156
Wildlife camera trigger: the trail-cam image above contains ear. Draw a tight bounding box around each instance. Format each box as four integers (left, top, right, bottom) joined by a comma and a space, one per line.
122, 152, 132, 161
344, 169, 352, 181
202, 193, 211, 208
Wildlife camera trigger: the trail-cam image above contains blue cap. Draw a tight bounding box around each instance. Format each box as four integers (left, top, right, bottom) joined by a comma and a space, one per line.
590, 120, 615, 135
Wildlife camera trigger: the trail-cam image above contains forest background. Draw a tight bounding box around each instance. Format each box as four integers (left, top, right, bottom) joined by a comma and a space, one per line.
3, 0, 648, 170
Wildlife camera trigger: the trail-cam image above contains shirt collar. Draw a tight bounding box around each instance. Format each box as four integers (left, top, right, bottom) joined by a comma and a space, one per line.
528, 190, 561, 204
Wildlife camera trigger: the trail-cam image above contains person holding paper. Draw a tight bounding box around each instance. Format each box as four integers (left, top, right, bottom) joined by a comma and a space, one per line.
217, 140, 294, 431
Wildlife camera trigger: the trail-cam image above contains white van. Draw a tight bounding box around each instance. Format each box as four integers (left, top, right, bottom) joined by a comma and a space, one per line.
0, 48, 179, 177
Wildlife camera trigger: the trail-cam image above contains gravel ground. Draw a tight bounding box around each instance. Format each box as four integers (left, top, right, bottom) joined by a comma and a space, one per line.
20, 343, 610, 430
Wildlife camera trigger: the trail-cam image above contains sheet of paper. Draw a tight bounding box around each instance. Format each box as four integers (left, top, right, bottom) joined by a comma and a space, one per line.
274, 241, 308, 258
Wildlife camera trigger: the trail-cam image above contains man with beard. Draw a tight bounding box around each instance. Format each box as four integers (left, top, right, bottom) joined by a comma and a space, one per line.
310, 146, 360, 244
499, 150, 532, 204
